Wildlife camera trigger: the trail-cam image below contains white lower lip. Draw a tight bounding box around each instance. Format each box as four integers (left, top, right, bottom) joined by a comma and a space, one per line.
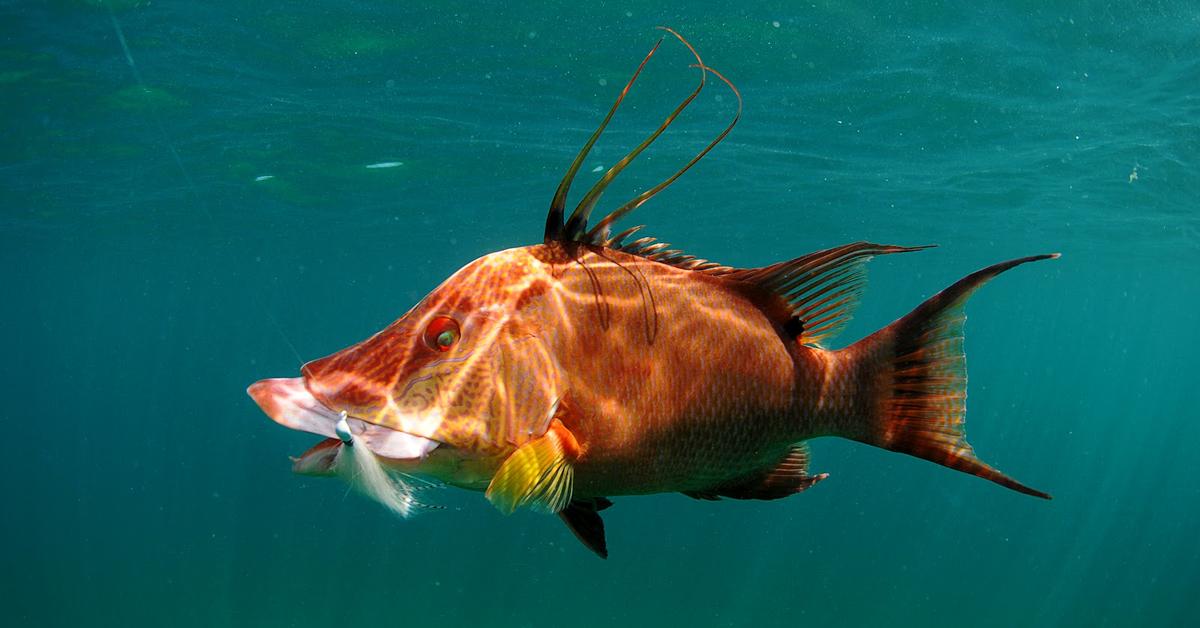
247, 377, 439, 460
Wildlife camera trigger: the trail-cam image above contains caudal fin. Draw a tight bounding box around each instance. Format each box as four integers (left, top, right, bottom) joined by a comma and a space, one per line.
847, 254, 1058, 499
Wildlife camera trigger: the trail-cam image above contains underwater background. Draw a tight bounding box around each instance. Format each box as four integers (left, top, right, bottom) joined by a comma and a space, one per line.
3, 1, 1198, 626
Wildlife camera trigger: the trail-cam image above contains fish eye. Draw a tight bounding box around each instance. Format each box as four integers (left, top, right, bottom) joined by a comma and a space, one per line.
423, 316, 460, 352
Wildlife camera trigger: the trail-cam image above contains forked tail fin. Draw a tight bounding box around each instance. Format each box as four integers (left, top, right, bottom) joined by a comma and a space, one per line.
847, 254, 1058, 499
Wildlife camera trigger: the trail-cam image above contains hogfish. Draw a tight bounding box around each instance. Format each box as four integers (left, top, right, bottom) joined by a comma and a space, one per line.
248, 29, 1054, 558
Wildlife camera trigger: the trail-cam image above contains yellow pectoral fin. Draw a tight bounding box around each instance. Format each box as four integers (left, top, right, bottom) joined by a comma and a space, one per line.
486, 419, 583, 515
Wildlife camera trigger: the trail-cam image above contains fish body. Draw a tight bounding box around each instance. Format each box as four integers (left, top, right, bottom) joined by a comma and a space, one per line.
247, 30, 1055, 558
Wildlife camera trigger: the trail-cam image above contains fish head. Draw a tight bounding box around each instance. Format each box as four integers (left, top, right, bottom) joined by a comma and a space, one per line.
247, 246, 564, 475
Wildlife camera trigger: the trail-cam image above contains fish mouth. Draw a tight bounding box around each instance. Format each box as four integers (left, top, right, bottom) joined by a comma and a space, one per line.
247, 377, 440, 460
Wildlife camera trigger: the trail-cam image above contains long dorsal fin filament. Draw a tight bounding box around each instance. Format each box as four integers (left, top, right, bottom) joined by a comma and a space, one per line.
545, 28, 741, 249
586, 63, 743, 244
563, 28, 706, 241
545, 38, 663, 244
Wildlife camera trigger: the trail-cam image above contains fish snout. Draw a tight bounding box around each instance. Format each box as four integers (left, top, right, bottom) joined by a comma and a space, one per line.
248, 376, 440, 460
247, 378, 293, 424
247, 377, 340, 437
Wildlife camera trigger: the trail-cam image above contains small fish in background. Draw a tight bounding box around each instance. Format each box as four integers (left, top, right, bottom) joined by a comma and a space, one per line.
248, 28, 1056, 559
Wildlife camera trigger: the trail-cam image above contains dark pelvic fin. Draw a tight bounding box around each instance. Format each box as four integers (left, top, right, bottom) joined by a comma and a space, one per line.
847, 253, 1059, 499
724, 242, 933, 347
683, 443, 828, 501
558, 497, 613, 559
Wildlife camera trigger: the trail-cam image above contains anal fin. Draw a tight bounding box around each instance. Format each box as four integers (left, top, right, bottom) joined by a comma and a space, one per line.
558, 497, 613, 559
486, 419, 583, 514
683, 443, 828, 501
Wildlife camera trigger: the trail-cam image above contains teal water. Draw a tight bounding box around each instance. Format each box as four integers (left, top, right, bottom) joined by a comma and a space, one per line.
3, 1, 1198, 626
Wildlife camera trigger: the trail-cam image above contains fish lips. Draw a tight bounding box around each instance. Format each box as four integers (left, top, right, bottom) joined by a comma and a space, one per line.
247, 377, 439, 460
290, 438, 341, 476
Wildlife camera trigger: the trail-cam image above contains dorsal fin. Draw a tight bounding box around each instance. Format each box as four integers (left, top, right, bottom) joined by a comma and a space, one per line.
607, 237, 932, 346
683, 443, 828, 501
544, 30, 742, 247
603, 228, 734, 273
724, 242, 932, 346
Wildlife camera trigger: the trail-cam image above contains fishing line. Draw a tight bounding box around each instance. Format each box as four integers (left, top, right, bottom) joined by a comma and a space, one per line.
257, 298, 306, 368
